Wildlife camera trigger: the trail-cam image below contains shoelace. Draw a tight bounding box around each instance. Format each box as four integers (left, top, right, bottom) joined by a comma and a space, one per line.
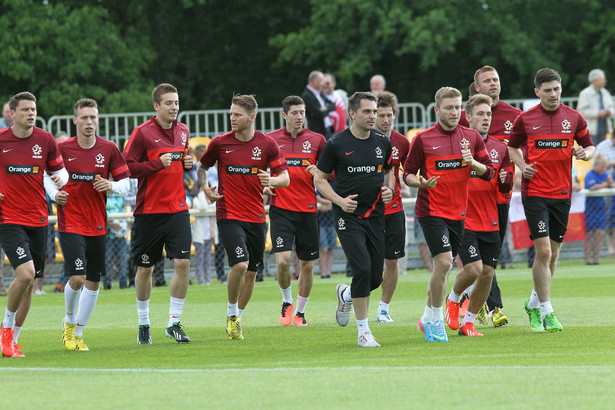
433, 321, 446, 335
281, 303, 291, 316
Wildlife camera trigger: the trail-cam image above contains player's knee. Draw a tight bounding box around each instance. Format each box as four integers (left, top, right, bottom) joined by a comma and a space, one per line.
535, 246, 552, 262
276, 257, 291, 272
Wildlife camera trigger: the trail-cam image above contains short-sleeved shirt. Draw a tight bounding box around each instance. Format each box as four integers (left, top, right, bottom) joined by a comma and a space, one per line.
403, 123, 494, 221
0, 126, 64, 226
57, 137, 130, 236
317, 128, 393, 218
123, 117, 190, 215
508, 103, 593, 199
584, 169, 608, 211
384, 130, 410, 215
266, 127, 326, 213
200, 130, 288, 223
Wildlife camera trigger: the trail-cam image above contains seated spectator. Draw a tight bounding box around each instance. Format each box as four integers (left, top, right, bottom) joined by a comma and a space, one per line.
584, 155, 612, 265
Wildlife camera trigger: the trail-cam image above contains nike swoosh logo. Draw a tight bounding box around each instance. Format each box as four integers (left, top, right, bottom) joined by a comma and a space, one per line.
226, 150, 235, 154
311, 251, 318, 255
181, 250, 189, 253
492, 258, 497, 261
155, 139, 162, 142
278, 145, 286, 148
394, 250, 401, 254
68, 158, 76, 161
432, 146, 441, 150
345, 151, 354, 155
533, 126, 542, 130
2, 149, 12, 153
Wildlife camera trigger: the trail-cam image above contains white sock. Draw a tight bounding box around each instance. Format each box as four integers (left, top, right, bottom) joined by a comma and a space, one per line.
227, 302, 238, 317
448, 290, 461, 303
540, 301, 554, 319
3, 308, 16, 328
421, 305, 431, 323
280, 286, 293, 304
528, 289, 540, 309
356, 318, 369, 336
168, 296, 185, 327
296, 296, 308, 314
378, 301, 390, 313
238, 309, 244, 320
13, 326, 21, 343
464, 284, 474, 298
64, 283, 82, 324
343, 286, 352, 303
75, 288, 99, 337
431, 306, 443, 321
137, 299, 150, 326
461, 311, 476, 326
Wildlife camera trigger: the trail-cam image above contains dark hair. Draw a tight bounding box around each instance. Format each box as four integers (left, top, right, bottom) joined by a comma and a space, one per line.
74, 98, 98, 117
8, 92, 36, 111
348, 91, 377, 113
465, 94, 493, 116
152, 83, 178, 105
232, 94, 258, 115
468, 82, 478, 97
376, 91, 398, 116
534, 68, 561, 89
282, 95, 305, 114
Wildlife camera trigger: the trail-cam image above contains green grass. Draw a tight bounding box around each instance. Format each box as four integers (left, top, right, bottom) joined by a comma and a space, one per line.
2, 260, 614, 409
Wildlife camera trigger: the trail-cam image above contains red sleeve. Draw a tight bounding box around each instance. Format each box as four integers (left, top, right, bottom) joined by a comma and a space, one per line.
123, 127, 165, 178
200, 137, 219, 168
109, 145, 131, 180
268, 139, 288, 174
574, 112, 593, 148
458, 109, 469, 127
182, 125, 192, 171
46, 135, 64, 171
403, 134, 424, 180
507, 115, 526, 149
473, 135, 494, 181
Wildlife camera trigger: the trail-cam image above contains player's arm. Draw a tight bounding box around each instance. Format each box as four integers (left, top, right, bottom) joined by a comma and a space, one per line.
43, 171, 68, 205
573, 144, 595, 162
197, 166, 223, 203
314, 169, 358, 213
48, 167, 69, 189
380, 168, 395, 204
270, 169, 290, 188
123, 131, 167, 177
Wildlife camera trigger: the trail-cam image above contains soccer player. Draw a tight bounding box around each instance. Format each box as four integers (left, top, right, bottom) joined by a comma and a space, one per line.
444, 94, 512, 336
45, 98, 130, 351
0, 92, 68, 358
199, 94, 289, 340
314, 91, 395, 348
266, 96, 326, 326
403, 87, 494, 342
373, 92, 409, 323
459, 66, 522, 326
508, 68, 594, 332
123, 83, 194, 344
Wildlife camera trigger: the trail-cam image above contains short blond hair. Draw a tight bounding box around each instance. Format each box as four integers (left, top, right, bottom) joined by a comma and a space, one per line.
434, 87, 462, 108
465, 94, 493, 116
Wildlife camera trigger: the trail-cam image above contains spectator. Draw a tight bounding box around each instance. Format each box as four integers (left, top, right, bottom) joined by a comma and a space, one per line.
578, 68, 614, 145
192, 182, 215, 285
370, 74, 386, 93
322, 73, 348, 134
104, 193, 129, 289
584, 155, 612, 265
301, 71, 336, 138
0, 102, 12, 129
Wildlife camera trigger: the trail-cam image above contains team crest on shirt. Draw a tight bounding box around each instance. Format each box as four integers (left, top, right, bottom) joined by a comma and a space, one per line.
95, 153, 105, 168
235, 246, 245, 257
302, 141, 312, 153
74, 258, 84, 271
538, 220, 546, 233
276, 237, 284, 248
442, 235, 450, 247
251, 147, 262, 160
375, 147, 383, 159
32, 144, 42, 158
468, 245, 478, 258
460, 138, 470, 150
392, 146, 399, 160
337, 218, 346, 231
504, 120, 513, 133
490, 149, 499, 162
561, 119, 571, 133
16, 247, 26, 259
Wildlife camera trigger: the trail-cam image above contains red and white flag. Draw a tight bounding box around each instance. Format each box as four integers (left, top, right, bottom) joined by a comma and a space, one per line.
509, 191, 586, 249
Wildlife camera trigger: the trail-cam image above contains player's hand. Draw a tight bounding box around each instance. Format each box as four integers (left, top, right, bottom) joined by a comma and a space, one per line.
55, 190, 69, 206
461, 149, 474, 167
339, 194, 358, 213
418, 175, 439, 189
258, 169, 271, 187
160, 153, 173, 168
183, 149, 193, 169
203, 184, 223, 203
522, 162, 538, 179
320, 201, 331, 212
51, 174, 63, 189
93, 177, 113, 192
305, 164, 317, 176
572, 146, 588, 161
499, 168, 508, 184
381, 186, 393, 204
262, 186, 275, 196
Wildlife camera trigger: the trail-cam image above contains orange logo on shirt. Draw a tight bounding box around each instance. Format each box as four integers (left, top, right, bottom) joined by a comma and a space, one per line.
251, 167, 259, 174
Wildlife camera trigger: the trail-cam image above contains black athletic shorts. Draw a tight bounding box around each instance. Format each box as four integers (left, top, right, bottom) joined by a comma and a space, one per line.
384, 211, 406, 260
497, 202, 510, 245
522, 197, 570, 243
334, 210, 384, 298
419, 216, 464, 257
458, 229, 501, 269
131, 211, 192, 267
59, 232, 106, 282
0, 224, 47, 278
218, 219, 267, 272
269, 205, 319, 261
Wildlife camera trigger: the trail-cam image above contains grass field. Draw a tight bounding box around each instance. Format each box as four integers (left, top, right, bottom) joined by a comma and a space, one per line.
1, 259, 614, 409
